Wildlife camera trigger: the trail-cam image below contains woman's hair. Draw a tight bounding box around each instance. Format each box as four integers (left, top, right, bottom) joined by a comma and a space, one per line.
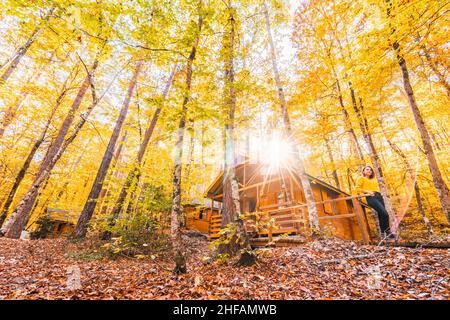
362, 165, 375, 179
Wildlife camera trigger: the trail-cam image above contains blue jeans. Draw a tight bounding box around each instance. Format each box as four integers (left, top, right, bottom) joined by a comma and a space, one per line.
366, 192, 391, 234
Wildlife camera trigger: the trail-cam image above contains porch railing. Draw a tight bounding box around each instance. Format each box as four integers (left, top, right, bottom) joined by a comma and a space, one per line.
243, 195, 370, 244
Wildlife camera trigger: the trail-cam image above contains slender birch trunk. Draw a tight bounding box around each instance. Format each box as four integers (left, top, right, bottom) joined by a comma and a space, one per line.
219, 1, 254, 266
326, 43, 365, 168
184, 120, 195, 183
263, 1, 320, 232
170, 10, 203, 274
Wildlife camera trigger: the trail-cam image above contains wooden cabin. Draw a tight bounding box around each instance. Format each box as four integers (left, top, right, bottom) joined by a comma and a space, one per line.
185, 204, 220, 235
202, 162, 373, 243
31, 208, 76, 238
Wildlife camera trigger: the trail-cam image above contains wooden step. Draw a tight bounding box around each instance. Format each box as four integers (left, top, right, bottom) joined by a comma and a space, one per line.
259, 228, 298, 235
258, 217, 305, 223
250, 236, 306, 247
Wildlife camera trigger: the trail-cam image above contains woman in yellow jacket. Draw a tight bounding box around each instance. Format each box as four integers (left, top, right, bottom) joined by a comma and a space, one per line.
356, 165, 394, 239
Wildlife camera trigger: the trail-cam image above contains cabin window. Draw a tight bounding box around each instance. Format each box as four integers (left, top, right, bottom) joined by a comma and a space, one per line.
199, 208, 205, 220
56, 223, 64, 233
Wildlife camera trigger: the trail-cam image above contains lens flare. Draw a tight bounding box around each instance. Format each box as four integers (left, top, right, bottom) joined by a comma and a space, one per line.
262, 134, 294, 169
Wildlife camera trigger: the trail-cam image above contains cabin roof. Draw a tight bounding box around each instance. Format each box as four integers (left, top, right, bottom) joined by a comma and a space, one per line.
204, 161, 367, 206
45, 208, 77, 224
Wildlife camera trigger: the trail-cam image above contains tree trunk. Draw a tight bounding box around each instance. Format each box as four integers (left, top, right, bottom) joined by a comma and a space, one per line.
324, 136, 341, 189
413, 182, 433, 234
394, 46, 450, 222
263, 1, 320, 233
335, 79, 364, 165
219, 2, 254, 267
349, 83, 396, 227
379, 119, 433, 234
0, 59, 99, 238
420, 44, 450, 97
99, 130, 128, 215
184, 120, 195, 184
170, 11, 203, 274
102, 64, 177, 239
221, 4, 239, 230
1, 72, 45, 139
71, 60, 142, 239
0, 9, 53, 84
27, 137, 91, 229
0, 65, 69, 224
386, 0, 450, 223
0, 105, 57, 226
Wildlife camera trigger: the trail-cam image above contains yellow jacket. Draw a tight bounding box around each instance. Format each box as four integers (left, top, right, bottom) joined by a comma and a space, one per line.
355, 176, 380, 194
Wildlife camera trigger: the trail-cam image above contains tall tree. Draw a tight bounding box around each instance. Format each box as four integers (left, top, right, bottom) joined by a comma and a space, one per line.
349, 83, 396, 225
335, 79, 365, 166
263, 1, 320, 233
324, 136, 341, 189
0, 55, 101, 238
0, 8, 53, 84
219, 0, 255, 266
98, 130, 128, 215
0, 99, 59, 226
378, 118, 433, 234
71, 59, 143, 239
386, 0, 450, 222
170, 3, 203, 273
102, 64, 177, 239
0, 51, 55, 139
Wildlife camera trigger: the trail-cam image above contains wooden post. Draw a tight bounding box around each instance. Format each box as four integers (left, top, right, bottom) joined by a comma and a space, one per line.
209, 200, 214, 236
352, 198, 370, 244
268, 212, 273, 244
299, 207, 310, 240
342, 198, 355, 239
256, 184, 259, 210
289, 176, 295, 204
293, 208, 298, 234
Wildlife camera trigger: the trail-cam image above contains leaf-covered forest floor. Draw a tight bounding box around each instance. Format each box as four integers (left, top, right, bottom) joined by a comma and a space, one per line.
0, 235, 448, 300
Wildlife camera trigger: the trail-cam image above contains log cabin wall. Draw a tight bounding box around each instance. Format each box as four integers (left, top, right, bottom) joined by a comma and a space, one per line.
186, 206, 219, 235
49, 221, 75, 238
202, 162, 373, 242
309, 183, 361, 240
250, 178, 364, 240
